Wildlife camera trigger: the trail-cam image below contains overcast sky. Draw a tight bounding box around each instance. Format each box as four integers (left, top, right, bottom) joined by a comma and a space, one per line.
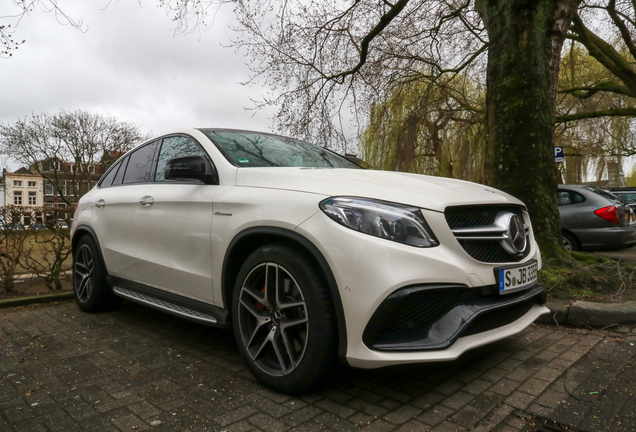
0, 0, 275, 152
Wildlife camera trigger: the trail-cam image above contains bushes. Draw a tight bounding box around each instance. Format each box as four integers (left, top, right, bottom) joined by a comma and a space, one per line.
0, 206, 72, 294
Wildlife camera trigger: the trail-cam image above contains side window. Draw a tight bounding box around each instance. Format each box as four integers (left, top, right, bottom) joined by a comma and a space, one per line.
557, 191, 570, 206
557, 190, 585, 206
571, 192, 585, 204
123, 142, 158, 185
112, 155, 129, 186
99, 161, 121, 188
155, 136, 207, 182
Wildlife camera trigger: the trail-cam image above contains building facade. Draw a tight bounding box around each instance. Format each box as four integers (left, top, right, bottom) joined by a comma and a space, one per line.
36, 158, 104, 208
2, 169, 45, 226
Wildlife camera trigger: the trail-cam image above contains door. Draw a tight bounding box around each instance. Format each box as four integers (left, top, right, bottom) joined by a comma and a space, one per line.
91, 141, 159, 281
134, 135, 217, 303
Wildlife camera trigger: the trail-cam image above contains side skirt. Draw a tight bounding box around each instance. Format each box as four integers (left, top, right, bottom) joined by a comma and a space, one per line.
108, 276, 229, 328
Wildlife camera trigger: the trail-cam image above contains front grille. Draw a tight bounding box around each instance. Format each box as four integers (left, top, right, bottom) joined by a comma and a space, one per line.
445, 204, 530, 263
445, 206, 515, 229
462, 299, 535, 336
458, 240, 515, 263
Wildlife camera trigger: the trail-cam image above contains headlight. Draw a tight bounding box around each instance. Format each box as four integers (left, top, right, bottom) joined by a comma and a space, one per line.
319, 197, 438, 247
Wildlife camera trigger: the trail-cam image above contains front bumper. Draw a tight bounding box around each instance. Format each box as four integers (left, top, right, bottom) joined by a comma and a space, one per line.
349, 303, 548, 368
296, 209, 548, 368
363, 283, 546, 351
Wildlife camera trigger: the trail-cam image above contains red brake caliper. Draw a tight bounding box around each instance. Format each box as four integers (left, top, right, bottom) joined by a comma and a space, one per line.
256, 285, 266, 310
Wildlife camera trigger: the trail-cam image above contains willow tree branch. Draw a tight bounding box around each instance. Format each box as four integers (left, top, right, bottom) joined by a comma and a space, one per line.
557, 107, 636, 123
558, 80, 634, 99
570, 12, 636, 95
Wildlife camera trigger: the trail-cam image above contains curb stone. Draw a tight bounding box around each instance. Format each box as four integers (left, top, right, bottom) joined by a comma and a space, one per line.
537, 299, 636, 328
0, 292, 74, 309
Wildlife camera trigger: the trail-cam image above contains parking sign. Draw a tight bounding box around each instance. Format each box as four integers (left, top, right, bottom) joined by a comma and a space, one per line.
554, 146, 564, 163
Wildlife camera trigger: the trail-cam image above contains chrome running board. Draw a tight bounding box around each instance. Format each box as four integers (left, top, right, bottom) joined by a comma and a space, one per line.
113, 286, 218, 325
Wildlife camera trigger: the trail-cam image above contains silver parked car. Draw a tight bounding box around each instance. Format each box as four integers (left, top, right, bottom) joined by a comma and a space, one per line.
558, 185, 636, 251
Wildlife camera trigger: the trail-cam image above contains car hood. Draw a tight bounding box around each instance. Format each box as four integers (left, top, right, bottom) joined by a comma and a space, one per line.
235, 168, 524, 212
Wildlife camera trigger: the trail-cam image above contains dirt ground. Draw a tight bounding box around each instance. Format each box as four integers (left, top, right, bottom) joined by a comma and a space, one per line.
594, 246, 636, 265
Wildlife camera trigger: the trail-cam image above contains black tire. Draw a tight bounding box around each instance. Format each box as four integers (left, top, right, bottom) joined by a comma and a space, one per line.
232, 243, 337, 394
73, 236, 121, 312
562, 231, 580, 251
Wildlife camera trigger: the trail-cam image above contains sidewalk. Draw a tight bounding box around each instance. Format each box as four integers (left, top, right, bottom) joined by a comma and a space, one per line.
2, 300, 635, 432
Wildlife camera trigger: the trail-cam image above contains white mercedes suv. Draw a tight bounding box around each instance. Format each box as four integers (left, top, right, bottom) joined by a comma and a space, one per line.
71, 128, 549, 393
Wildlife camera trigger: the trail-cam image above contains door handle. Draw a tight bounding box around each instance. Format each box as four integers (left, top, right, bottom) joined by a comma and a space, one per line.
95, 199, 105, 209
139, 196, 154, 207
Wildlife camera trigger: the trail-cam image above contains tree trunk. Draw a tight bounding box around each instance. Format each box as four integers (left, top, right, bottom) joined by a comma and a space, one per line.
482, 0, 579, 260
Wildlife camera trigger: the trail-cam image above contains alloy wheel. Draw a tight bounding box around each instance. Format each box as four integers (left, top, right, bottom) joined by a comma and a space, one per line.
74, 244, 94, 303
237, 262, 308, 377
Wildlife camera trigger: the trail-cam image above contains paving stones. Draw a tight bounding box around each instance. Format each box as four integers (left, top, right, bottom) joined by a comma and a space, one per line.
1, 301, 635, 431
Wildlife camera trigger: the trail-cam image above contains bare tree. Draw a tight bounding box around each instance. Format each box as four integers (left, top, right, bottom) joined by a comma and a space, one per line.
0, 109, 147, 206
0, 0, 84, 58
157, 0, 574, 257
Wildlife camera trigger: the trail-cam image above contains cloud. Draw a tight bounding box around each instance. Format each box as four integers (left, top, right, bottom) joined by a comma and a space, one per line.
0, 0, 275, 140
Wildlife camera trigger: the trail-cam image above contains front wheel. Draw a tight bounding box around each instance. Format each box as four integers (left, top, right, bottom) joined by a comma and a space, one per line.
232, 243, 336, 394
73, 236, 121, 312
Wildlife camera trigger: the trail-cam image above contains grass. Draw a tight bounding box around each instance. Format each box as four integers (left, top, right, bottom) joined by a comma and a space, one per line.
539, 251, 636, 301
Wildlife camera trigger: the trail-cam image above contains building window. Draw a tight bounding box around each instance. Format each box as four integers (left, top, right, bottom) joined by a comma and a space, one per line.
28, 192, 37, 206
88, 165, 95, 174
23, 215, 31, 226
14, 191, 22, 205
28, 181, 37, 187
13, 180, 22, 187
44, 180, 54, 196
49, 160, 61, 171
46, 203, 54, 207
70, 181, 79, 196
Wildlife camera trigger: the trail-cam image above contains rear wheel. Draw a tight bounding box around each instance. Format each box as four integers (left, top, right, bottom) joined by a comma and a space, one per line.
562, 231, 580, 251
232, 243, 336, 394
73, 236, 121, 312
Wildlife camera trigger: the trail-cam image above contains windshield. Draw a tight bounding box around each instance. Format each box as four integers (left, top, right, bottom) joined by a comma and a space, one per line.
201, 130, 362, 169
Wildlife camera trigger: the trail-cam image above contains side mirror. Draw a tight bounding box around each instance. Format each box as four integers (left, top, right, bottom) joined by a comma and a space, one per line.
164, 155, 218, 185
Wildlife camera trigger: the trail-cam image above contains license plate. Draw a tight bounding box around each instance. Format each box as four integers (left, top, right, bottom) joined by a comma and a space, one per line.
496, 260, 538, 294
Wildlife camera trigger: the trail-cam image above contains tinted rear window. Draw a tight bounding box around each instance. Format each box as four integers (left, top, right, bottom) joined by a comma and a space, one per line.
99, 161, 120, 188
123, 142, 158, 184
584, 186, 623, 205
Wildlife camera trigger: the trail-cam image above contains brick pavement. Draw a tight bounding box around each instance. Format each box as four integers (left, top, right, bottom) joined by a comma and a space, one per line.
1, 300, 635, 432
